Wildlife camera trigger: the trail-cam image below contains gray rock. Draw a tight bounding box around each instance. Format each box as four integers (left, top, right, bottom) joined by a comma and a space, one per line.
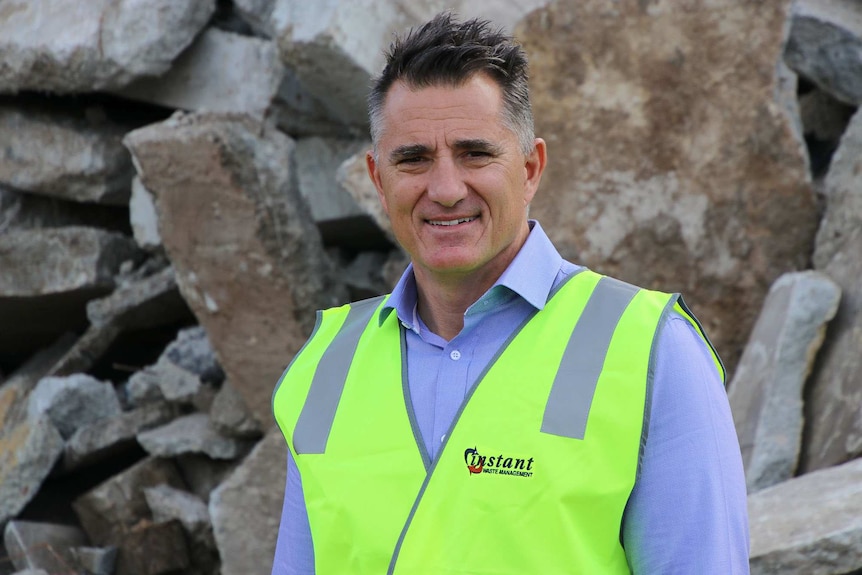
802, 108, 862, 471
0, 227, 143, 364
115, 28, 285, 122
296, 136, 366, 223
785, 0, 862, 106
70, 546, 117, 575
336, 147, 396, 244
0, 185, 130, 234
72, 456, 186, 546
3, 520, 86, 574
137, 413, 255, 460
520, 0, 817, 373
0, 0, 216, 93
749, 457, 862, 574
0, 104, 133, 205
144, 485, 219, 575
728, 271, 840, 492
85, 265, 192, 331
28, 374, 122, 439
162, 326, 224, 384
126, 359, 206, 409
46, 320, 123, 380
125, 113, 348, 427
63, 402, 178, 472
175, 454, 239, 504
210, 380, 262, 439
210, 428, 286, 575
129, 177, 163, 252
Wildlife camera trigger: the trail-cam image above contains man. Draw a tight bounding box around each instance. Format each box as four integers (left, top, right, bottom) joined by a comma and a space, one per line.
272, 12, 749, 574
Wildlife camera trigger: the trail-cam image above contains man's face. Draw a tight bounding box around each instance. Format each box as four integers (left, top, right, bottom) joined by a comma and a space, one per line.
367, 74, 546, 286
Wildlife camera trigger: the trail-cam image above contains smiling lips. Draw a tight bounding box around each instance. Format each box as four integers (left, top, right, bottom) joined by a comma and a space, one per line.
427, 216, 478, 226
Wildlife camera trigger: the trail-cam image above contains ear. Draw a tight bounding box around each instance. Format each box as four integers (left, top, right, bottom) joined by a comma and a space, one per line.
366, 150, 389, 216
523, 138, 547, 206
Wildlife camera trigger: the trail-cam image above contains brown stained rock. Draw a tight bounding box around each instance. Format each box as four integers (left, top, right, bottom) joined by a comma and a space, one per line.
114, 519, 189, 575
72, 457, 186, 547
520, 0, 817, 373
802, 108, 862, 472
124, 113, 348, 428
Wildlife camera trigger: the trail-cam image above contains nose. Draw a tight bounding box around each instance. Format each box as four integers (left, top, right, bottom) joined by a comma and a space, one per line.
426, 157, 467, 207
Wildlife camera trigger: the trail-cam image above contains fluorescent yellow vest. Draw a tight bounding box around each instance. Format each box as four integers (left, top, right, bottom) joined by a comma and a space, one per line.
272, 270, 723, 575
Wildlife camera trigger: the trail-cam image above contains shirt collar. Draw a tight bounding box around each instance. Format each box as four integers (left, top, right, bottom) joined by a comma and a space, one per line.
379, 220, 563, 329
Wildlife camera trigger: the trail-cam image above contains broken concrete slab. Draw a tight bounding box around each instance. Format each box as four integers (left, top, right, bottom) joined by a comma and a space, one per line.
144, 485, 218, 575
0, 0, 216, 93
210, 380, 262, 439
802, 108, 862, 472
296, 136, 366, 223
124, 113, 348, 427
70, 546, 117, 575
335, 147, 396, 244
27, 374, 122, 439
63, 402, 178, 472
137, 413, 254, 460
72, 456, 186, 546
175, 454, 239, 504
728, 271, 840, 492
209, 428, 286, 575
0, 227, 143, 366
0, 104, 133, 205
785, 0, 862, 106
3, 520, 86, 574
0, 185, 130, 234
0, 339, 73, 528
519, 0, 818, 373
129, 177, 162, 252
749, 457, 862, 574
85, 265, 192, 331
115, 28, 285, 122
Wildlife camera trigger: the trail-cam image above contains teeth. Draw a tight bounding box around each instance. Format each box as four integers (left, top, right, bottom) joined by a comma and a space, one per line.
428, 217, 477, 226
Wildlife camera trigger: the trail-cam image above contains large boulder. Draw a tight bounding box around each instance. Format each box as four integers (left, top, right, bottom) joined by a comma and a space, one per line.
0, 0, 215, 93
520, 0, 818, 373
124, 113, 348, 427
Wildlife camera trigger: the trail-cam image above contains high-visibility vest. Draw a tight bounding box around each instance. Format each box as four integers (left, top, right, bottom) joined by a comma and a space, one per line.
272, 269, 723, 575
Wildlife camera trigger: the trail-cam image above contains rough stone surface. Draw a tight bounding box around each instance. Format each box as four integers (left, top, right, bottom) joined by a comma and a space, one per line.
85, 265, 191, 330
0, 104, 133, 205
296, 136, 367, 222
749, 457, 862, 574
0, 185, 130, 233
0, 341, 72, 528
161, 326, 224, 384
129, 177, 162, 252
802, 108, 862, 472
144, 485, 218, 575
728, 271, 840, 492
0, 0, 216, 93
336, 147, 396, 244
137, 413, 254, 460
27, 374, 122, 439
72, 457, 186, 547
210, 381, 262, 439
115, 28, 285, 121
785, 0, 862, 106
70, 546, 117, 575
520, 0, 818, 373
175, 454, 238, 504
114, 519, 189, 575
63, 402, 178, 472
210, 428, 286, 575
3, 520, 86, 574
125, 113, 348, 427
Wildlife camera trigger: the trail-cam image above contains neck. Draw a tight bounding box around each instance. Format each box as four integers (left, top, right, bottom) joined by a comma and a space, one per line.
413, 265, 502, 341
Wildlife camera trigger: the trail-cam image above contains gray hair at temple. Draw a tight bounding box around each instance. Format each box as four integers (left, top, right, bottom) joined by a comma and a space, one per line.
367, 12, 535, 159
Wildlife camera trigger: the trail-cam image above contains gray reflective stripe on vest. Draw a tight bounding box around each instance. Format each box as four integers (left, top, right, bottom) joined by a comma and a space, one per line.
541, 276, 640, 440
293, 296, 384, 454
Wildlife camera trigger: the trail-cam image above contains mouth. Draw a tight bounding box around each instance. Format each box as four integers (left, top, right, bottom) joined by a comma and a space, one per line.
426, 216, 478, 226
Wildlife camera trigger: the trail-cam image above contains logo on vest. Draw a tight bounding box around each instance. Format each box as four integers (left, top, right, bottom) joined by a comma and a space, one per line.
464, 447, 534, 478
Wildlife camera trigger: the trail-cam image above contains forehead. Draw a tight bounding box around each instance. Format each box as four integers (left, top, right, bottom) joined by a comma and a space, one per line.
377, 75, 509, 146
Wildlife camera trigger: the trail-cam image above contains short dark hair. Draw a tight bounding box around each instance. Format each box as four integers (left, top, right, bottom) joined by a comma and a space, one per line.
368, 12, 535, 156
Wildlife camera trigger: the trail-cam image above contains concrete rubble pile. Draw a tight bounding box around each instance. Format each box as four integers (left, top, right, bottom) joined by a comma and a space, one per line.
0, 0, 860, 573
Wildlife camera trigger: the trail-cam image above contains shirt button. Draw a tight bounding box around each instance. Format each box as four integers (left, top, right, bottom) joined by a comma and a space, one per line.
449, 350, 461, 360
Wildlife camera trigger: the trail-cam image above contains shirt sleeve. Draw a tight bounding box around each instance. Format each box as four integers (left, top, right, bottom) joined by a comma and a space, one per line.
622, 312, 751, 574
271, 448, 316, 575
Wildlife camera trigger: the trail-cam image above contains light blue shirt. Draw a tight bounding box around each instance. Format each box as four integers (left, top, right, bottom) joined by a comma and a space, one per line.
272, 221, 750, 574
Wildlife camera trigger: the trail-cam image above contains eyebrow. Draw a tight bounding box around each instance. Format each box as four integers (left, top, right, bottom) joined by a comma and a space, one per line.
388, 139, 503, 163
